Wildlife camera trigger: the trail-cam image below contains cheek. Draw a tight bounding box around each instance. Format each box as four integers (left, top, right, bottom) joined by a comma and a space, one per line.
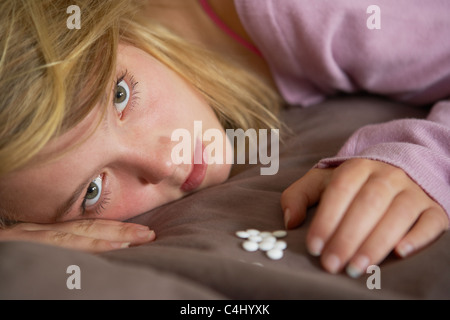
104, 192, 151, 221
101, 176, 183, 221
144, 68, 213, 125
103, 164, 232, 222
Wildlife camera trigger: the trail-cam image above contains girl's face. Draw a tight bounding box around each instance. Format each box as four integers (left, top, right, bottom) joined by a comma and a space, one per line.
1, 44, 232, 223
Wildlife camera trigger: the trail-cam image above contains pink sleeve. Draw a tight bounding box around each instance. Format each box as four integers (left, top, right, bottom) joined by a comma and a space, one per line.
235, 0, 450, 217
235, 0, 450, 107
316, 102, 450, 219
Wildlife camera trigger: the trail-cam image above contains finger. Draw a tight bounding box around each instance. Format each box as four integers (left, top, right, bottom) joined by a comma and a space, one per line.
395, 206, 448, 258
62, 220, 155, 245
319, 174, 398, 274
281, 168, 331, 229
17, 219, 155, 246
0, 229, 130, 253
344, 190, 426, 277
306, 161, 370, 256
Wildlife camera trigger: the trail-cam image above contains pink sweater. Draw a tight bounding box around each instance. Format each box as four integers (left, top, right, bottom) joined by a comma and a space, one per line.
235, 0, 450, 218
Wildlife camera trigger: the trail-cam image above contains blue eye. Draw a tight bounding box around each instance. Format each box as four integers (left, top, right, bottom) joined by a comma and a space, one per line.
114, 80, 130, 114
84, 176, 102, 207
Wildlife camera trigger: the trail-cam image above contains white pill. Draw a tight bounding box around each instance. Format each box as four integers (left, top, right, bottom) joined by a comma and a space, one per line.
262, 235, 276, 243
248, 235, 262, 243
259, 231, 272, 238
272, 230, 287, 238
274, 240, 287, 250
242, 240, 259, 252
259, 241, 275, 251
235, 230, 250, 239
246, 229, 260, 236
266, 248, 284, 260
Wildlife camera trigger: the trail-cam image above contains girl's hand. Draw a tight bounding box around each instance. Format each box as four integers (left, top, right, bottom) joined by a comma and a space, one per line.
281, 158, 448, 277
0, 219, 155, 253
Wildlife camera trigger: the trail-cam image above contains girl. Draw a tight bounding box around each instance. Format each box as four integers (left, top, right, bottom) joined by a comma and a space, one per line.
0, 0, 448, 279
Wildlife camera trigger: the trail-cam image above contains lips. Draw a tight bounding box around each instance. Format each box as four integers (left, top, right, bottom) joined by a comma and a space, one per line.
180, 140, 208, 192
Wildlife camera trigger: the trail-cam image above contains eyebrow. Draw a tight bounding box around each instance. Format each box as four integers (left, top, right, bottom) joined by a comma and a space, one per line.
54, 178, 91, 221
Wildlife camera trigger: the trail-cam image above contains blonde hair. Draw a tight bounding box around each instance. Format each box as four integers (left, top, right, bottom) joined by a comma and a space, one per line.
0, 0, 282, 179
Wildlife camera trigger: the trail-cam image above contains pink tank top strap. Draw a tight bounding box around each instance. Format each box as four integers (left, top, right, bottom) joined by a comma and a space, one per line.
198, 0, 262, 57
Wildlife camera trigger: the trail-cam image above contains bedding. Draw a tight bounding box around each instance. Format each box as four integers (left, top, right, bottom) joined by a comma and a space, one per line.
1, 94, 449, 300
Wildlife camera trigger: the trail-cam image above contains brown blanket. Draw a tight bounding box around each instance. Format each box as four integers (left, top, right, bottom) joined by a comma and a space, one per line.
1, 94, 448, 299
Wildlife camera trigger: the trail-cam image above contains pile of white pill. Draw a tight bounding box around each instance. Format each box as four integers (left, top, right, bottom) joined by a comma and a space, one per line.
235, 229, 288, 260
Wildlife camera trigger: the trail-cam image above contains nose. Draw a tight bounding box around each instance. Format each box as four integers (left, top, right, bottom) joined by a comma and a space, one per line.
117, 135, 179, 185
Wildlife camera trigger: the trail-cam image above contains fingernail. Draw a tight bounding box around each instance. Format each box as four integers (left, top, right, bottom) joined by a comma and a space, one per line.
110, 242, 130, 249
346, 255, 370, 278
397, 242, 414, 258
284, 208, 291, 229
308, 237, 324, 256
323, 254, 341, 274
136, 229, 155, 240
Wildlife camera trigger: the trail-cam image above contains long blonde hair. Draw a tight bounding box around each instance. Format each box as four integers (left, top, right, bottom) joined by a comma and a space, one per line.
0, 0, 282, 178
